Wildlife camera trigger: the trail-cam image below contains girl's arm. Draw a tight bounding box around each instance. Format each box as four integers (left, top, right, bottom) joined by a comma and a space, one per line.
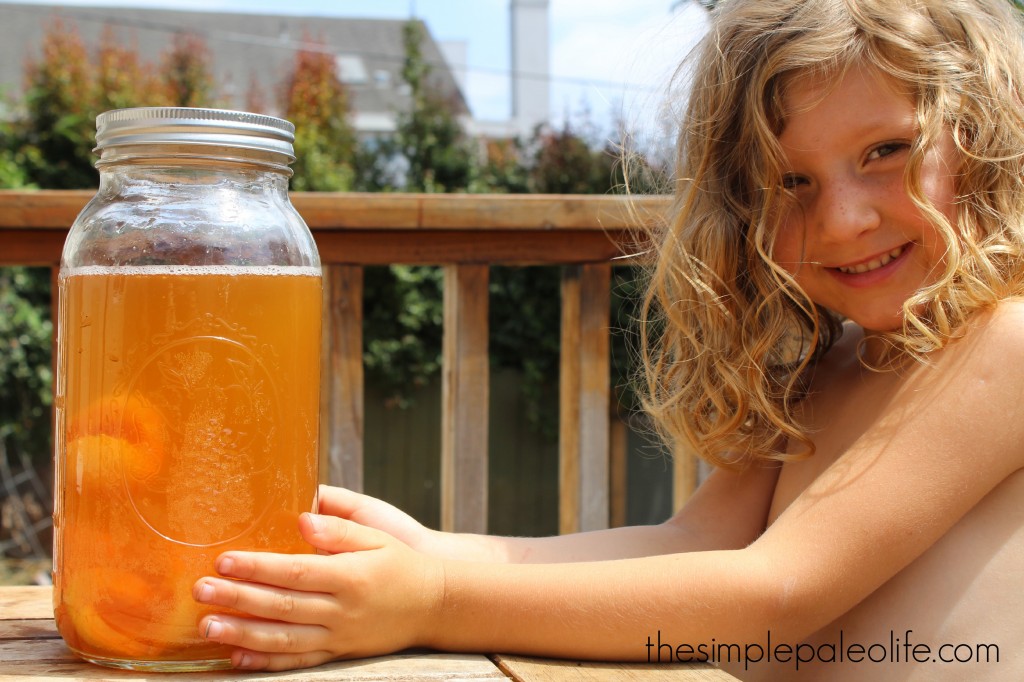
430, 302, 1024, 657
319, 459, 780, 564
192, 302, 1024, 671
402, 303, 1024, 661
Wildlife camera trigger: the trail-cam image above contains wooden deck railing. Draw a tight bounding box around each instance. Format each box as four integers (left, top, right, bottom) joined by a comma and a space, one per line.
0, 190, 696, 536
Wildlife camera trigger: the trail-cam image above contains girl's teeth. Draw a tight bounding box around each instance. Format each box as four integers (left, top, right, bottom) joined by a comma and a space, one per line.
837, 246, 905, 274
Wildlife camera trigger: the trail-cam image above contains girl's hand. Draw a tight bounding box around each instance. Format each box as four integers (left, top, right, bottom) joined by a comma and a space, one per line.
317, 485, 436, 554
192, 512, 445, 671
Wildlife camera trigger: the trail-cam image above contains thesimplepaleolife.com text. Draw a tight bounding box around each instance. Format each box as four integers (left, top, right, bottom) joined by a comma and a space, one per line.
645, 630, 1000, 672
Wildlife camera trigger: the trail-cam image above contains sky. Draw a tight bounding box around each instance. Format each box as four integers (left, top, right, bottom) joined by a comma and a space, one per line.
5, 0, 711, 147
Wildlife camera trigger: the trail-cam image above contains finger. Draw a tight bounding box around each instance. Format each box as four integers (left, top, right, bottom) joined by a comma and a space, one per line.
209, 551, 341, 593
317, 487, 428, 548
230, 647, 337, 672
299, 513, 390, 554
198, 614, 331, 661
317, 485, 371, 518
193, 577, 337, 626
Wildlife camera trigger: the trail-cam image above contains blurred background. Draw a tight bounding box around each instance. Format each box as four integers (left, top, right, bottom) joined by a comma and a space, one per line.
0, 0, 716, 584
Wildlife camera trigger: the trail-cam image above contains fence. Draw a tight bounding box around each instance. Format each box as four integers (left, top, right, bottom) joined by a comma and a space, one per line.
0, 190, 697, 537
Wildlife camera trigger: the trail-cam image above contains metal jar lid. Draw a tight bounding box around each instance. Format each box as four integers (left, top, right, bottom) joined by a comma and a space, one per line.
95, 107, 295, 161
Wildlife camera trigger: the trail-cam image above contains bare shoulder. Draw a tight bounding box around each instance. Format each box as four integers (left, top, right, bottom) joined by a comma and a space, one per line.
741, 301, 1024, 642
923, 300, 1024, 456
894, 300, 1024, 469
960, 297, 1024, 352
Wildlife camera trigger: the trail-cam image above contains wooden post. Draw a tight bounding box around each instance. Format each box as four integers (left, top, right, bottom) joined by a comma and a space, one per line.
320, 265, 365, 491
441, 264, 489, 533
609, 414, 628, 528
559, 263, 611, 534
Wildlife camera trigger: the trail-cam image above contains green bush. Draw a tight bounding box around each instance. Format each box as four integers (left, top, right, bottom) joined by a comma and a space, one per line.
0, 268, 53, 468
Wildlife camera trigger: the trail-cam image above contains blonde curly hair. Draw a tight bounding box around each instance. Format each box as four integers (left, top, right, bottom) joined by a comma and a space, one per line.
640, 0, 1024, 469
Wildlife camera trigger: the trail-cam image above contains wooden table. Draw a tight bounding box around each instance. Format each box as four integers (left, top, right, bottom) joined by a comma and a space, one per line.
1, 586, 737, 681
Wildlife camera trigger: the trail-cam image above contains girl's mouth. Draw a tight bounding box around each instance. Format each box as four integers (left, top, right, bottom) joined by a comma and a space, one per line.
834, 244, 908, 274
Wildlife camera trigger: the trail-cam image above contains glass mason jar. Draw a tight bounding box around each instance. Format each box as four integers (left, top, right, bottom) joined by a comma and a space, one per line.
52, 108, 321, 671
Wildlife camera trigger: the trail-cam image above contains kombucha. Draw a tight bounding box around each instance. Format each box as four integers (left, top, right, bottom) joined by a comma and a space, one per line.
53, 265, 321, 669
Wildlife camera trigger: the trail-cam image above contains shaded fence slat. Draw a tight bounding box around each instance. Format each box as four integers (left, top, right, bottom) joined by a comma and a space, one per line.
0, 231, 64, 266
321, 264, 365, 492
558, 263, 611, 534
441, 264, 490, 533
610, 416, 628, 528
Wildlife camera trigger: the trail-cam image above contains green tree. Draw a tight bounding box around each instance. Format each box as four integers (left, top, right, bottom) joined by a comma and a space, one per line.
12, 22, 220, 191
360, 21, 478, 402
476, 138, 530, 194
281, 39, 357, 191
488, 265, 562, 435
244, 75, 270, 116
0, 109, 32, 190
158, 32, 216, 107
531, 118, 617, 195
352, 136, 402, 192
363, 265, 446, 407
396, 20, 475, 193
17, 20, 97, 189
94, 28, 161, 112
0, 268, 53, 468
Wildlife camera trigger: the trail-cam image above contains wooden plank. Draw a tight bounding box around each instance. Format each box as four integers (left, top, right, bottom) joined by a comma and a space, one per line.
0, 637, 72, 663
0, 618, 59, 640
558, 265, 612, 534
294, 193, 428, 229
495, 655, 739, 682
440, 264, 490, 534
0, 588, 506, 680
0, 228, 635, 267
0, 190, 91, 228
255, 192, 664, 231
0, 229, 65, 265
322, 265, 365, 491
0, 190, 668, 231
0, 191, 657, 266
0, 228, 633, 268
578, 264, 611, 532
558, 267, 582, 535
609, 415, 628, 528
0, 646, 506, 680
0, 586, 52, 619
413, 194, 652, 231
314, 230, 630, 266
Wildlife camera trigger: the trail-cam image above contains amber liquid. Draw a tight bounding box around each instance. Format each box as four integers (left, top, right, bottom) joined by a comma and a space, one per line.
53, 265, 321, 670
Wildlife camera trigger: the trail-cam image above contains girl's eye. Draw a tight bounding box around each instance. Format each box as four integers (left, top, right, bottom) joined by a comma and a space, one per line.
866, 142, 908, 161
781, 174, 807, 190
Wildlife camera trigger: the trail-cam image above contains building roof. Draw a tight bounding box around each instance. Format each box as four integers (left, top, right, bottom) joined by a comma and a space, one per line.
0, 2, 470, 133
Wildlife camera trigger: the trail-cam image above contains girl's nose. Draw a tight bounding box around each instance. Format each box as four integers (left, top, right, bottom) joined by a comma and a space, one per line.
814, 182, 881, 242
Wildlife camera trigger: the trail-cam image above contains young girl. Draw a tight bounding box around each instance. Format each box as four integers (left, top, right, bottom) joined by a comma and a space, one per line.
191, 0, 1024, 678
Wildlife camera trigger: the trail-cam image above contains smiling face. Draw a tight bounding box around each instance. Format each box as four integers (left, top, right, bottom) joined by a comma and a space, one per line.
770, 63, 961, 334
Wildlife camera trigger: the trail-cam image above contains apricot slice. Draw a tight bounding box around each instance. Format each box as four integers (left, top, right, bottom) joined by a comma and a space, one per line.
63, 568, 178, 659
116, 397, 167, 480
61, 557, 214, 659
66, 395, 166, 481
64, 434, 146, 499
